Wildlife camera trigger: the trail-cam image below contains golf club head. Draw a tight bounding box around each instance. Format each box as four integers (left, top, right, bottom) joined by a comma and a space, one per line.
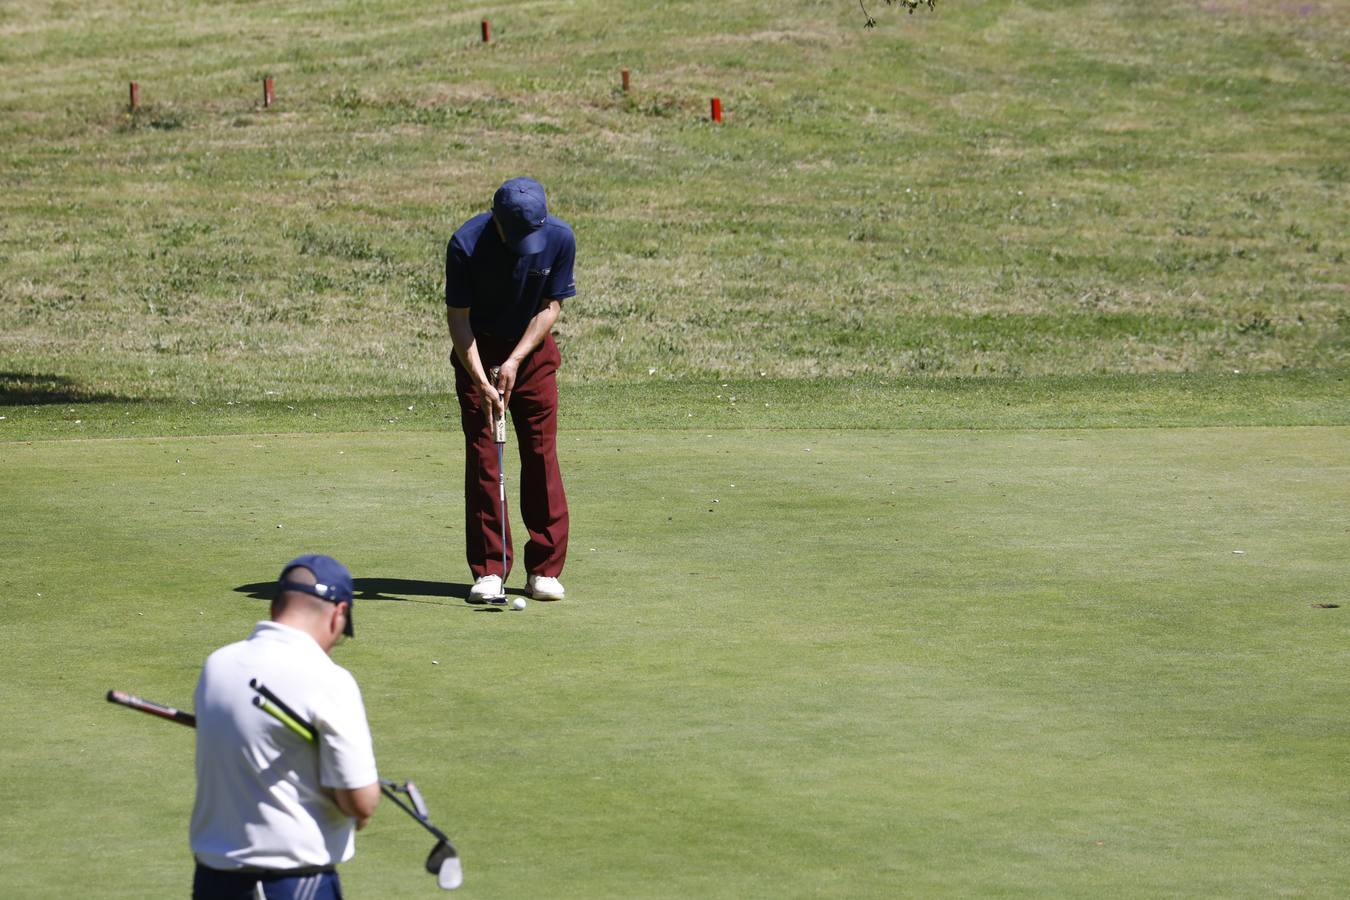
487, 594, 508, 605
405, 780, 429, 819
426, 840, 463, 890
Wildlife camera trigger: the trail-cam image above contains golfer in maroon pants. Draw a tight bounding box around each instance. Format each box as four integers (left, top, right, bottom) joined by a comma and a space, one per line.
445, 177, 575, 602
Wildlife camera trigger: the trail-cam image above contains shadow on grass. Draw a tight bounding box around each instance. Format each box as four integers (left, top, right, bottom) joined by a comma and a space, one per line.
0, 371, 127, 405
233, 578, 473, 606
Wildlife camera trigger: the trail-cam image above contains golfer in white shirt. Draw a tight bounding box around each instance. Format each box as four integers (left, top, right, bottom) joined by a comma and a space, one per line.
190, 555, 379, 900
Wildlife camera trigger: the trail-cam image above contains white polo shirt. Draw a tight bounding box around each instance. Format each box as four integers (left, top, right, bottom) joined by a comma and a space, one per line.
190, 621, 378, 871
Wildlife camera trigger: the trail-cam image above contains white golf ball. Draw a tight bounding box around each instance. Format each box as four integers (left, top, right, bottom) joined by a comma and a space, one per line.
511, 597, 527, 610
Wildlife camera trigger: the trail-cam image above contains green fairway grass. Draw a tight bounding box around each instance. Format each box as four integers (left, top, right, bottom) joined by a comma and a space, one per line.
2, 370, 1347, 442
2, 414, 1347, 897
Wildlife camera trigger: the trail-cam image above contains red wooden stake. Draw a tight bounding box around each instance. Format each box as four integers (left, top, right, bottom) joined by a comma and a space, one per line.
481, 19, 491, 43
263, 77, 275, 108
621, 69, 631, 92
129, 82, 140, 111
710, 97, 722, 123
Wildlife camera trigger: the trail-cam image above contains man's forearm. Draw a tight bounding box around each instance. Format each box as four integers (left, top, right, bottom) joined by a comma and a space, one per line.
446, 307, 489, 386
507, 299, 562, 366
332, 783, 380, 830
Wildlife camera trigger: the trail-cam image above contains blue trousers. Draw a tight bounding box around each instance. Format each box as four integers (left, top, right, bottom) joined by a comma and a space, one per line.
192, 863, 343, 900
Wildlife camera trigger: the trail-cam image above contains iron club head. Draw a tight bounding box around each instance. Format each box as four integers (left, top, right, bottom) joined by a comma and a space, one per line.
426, 840, 463, 890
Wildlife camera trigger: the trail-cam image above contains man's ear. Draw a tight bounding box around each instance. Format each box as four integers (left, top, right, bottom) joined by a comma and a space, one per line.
328, 602, 346, 638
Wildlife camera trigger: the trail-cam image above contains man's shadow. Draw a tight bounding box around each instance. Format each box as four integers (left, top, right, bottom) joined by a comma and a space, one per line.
234, 578, 473, 605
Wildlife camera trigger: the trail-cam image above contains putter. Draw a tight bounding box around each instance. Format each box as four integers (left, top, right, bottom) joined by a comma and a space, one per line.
108, 686, 464, 890
487, 365, 509, 605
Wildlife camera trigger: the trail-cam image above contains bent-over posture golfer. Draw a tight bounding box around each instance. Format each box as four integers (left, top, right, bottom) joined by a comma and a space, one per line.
190, 554, 379, 900
446, 176, 575, 602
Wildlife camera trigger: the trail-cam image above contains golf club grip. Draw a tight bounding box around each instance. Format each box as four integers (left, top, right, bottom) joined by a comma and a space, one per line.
249, 679, 311, 730
489, 367, 506, 443
380, 784, 456, 846
253, 696, 316, 744
249, 680, 317, 737
405, 781, 430, 819
107, 689, 196, 728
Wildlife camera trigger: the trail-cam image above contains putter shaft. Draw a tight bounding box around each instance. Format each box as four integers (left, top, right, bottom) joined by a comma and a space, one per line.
490, 366, 508, 597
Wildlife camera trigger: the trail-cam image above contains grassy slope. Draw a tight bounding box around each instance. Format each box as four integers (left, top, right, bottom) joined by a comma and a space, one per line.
2, 0, 1347, 399
2, 426, 1347, 897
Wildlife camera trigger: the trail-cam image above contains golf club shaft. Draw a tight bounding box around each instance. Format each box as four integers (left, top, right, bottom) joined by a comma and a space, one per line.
249, 678, 309, 731
107, 687, 313, 743
253, 696, 316, 743
380, 785, 455, 845
490, 367, 508, 584
112, 691, 425, 801
106, 689, 196, 727
497, 442, 507, 577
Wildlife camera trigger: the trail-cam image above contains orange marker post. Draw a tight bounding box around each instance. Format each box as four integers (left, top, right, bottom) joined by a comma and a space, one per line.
710, 97, 722, 123
481, 19, 491, 43
263, 77, 275, 108
621, 69, 631, 92
129, 82, 140, 111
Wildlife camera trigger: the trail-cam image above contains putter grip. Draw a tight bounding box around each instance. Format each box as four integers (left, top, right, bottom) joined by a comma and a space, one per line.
489, 367, 506, 443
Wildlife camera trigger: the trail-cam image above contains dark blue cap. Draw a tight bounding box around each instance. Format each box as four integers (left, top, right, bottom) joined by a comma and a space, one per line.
492, 177, 549, 255
278, 554, 355, 637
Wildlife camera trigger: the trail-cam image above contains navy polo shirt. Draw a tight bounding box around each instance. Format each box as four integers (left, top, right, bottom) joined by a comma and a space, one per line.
445, 212, 577, 340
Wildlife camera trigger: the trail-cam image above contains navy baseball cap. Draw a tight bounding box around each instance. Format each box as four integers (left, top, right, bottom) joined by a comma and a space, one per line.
492, 177, 549, 255
278, 554, 355, 637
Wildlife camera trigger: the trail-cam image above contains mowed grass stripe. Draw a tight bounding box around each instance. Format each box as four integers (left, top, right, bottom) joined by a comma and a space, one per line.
2, 372, 1348, 441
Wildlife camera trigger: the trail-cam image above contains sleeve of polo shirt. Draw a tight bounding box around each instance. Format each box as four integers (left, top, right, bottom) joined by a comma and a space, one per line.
445, 238, 472, 309
315, 670, 379, 790
544, 232, 577, 301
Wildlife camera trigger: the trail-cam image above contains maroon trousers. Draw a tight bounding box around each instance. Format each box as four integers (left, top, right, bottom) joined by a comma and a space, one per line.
452, 332, 568, 580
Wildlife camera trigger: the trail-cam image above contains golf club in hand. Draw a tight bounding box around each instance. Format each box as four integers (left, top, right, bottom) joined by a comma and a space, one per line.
380, 780, 464, 890
487, 365, 509, 605
107, 687, 464, 890
247, 682, 466, 889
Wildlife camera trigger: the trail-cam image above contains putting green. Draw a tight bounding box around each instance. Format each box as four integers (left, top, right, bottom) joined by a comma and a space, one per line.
2, 426, 1346, 897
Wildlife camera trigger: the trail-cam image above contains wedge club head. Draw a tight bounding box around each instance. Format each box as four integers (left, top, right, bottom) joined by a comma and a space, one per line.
427, 840, 463, 890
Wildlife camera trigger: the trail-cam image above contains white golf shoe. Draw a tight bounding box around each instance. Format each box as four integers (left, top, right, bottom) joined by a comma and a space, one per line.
527, 575, 566, 601
469, 574, 503, 602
